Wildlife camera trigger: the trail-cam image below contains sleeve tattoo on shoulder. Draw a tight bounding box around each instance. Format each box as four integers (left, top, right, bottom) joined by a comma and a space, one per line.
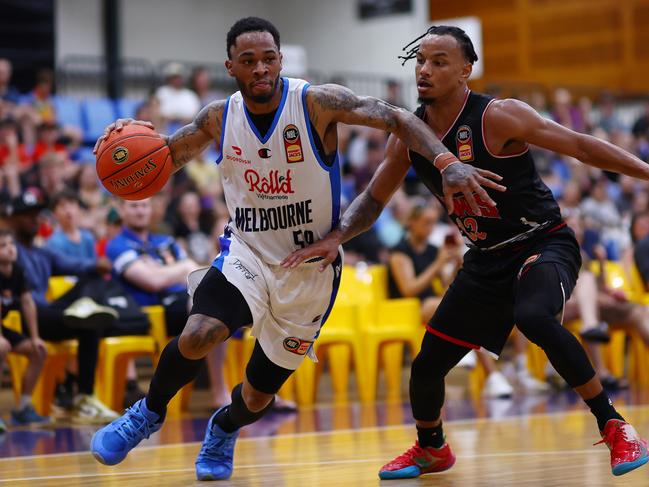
168, 100, 225, 170
309, 84, 401, 131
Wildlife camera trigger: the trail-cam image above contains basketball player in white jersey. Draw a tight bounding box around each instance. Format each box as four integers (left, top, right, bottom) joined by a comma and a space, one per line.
90, 17, 504, 481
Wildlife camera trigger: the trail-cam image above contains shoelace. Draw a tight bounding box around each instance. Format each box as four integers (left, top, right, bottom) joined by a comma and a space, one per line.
594, 422, 628, 447
114, 406, 156, 444
200, 433, 237, 462
388, 443, 428, 468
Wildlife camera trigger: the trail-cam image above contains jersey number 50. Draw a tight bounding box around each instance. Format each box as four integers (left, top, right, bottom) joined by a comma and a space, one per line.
293, 229, 315, 248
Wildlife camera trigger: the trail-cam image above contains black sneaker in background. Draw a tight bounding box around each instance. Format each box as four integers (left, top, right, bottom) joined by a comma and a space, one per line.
123, 379, 146, 409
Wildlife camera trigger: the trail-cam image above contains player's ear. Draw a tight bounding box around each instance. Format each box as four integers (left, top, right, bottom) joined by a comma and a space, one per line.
460, 63, 472, 84
225, 59, 234, 76
279, 51, 283, 71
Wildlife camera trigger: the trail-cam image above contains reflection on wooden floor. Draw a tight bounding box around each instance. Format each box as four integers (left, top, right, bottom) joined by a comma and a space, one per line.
2, 404, 648, 486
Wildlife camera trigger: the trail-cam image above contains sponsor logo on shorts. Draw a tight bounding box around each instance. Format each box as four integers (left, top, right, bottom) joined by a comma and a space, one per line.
112, 146, 129, 164
230, 258, 257, 280
455, 125, 474, 162
283, 124, 304, 163
518, 253, 541, 279
283, 337, 313, 355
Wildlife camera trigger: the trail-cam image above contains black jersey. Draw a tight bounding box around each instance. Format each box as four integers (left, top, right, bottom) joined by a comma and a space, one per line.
408, 91, 562, 251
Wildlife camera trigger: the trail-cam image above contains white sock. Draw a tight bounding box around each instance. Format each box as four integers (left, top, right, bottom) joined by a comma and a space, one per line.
19, 394, 32, 410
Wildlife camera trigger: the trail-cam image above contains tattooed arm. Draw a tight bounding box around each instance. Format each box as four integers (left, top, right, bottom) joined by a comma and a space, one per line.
93, 100, 226, 173
162, 100, 225, 173
306, 84, 505, 215
281, 135, 411, 270
306, 83, 449, 163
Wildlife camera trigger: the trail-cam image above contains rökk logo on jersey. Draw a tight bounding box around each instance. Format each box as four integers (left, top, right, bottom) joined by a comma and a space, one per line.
283, 124, 304, 163
244, 169, 294, 195
456, 125, 474, 162
283, 337, 312, 355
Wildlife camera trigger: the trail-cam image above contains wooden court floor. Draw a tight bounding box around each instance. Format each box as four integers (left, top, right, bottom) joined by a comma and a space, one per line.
1, 405, 648, 486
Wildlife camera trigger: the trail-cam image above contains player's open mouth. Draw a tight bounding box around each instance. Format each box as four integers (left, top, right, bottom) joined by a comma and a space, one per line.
417, 80, 432, 88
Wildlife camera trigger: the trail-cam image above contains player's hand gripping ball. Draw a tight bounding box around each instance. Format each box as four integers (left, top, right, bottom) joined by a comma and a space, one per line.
95, 125, 172, 200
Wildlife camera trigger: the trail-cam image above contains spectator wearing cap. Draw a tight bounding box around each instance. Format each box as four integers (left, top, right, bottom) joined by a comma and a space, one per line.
155, 62, 201, 126
5, 187, 120, 423
46, 189, 97, 262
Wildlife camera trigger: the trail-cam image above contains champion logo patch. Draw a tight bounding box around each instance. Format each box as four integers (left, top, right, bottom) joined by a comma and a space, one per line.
455, 125, 474, 162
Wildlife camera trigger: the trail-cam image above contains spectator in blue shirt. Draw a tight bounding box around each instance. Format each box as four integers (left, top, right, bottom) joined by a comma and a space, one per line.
5, 187, 120, 423
106, 198, 198, 336
46, 189, 97, 262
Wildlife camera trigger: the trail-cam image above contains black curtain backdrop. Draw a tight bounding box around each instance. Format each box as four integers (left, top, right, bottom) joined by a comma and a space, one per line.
0, 0, 54, 94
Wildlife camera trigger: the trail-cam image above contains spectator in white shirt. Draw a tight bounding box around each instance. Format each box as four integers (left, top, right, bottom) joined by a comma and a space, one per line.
155, 62, 201, 126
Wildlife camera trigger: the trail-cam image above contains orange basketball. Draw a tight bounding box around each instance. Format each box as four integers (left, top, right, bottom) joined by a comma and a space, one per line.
95, 125, 172, 200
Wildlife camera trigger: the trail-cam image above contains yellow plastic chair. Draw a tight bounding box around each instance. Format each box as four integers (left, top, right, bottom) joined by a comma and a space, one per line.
5, 310, 79, 416
292, 302, 364, 406
622, 265, 649, 385
143, 305, 194, 416
340, 264, 425, 402
355, 298, 422, 402
95, 335, 157, 411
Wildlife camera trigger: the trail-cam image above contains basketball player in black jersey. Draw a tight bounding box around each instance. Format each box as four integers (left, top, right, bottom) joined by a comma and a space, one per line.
283, 26, 649, 479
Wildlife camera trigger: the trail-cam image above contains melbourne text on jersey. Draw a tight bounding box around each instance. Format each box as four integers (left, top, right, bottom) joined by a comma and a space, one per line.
235, 199, 314, 232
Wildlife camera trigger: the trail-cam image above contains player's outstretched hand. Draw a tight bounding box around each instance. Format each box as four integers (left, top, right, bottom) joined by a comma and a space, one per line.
281, 232, 341, 272
442, 163, 506, 216
93, 118, 155, 154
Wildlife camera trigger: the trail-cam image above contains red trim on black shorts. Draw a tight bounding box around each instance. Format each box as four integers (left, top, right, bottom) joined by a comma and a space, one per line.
425, 324, 480, 350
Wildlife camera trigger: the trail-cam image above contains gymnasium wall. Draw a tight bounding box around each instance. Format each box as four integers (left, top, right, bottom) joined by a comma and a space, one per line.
429, 0, 649, 94
54, 0, 429, 78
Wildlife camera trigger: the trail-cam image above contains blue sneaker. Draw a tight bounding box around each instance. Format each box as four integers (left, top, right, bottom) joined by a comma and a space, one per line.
11, 405, 52, 427
195, 407, 239, 480
91, 398, 163, 465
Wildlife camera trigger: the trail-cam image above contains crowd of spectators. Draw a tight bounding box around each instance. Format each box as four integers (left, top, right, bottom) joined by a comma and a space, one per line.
1, 56, 649, 428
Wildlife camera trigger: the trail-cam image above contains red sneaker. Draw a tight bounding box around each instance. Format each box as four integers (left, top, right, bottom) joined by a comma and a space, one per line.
595, 419, 649, 476
378, 441, 456, 479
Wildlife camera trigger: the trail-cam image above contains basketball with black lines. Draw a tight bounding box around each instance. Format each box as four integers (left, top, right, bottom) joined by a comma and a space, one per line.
95, 125, 172, 200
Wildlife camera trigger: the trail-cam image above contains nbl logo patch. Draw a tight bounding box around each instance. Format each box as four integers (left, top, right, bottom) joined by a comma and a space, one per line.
283, 124, 304, 163
283, 337, 312, 355
455, 125, 474, 162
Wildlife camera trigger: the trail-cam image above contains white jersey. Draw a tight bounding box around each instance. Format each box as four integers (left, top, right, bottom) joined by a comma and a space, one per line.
216, 77, 340, 265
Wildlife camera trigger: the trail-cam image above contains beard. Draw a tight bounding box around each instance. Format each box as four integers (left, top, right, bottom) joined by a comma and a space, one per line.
237, 74, 281, 103
417, 96, 436, 106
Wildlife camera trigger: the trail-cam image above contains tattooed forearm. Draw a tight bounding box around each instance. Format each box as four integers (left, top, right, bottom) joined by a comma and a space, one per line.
165, 100, 225, 173
391, 111, 449, 162
310, 84, 448, 161
337, 190, 385, 243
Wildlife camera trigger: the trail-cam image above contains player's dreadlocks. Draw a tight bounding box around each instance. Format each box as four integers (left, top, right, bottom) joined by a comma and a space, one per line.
399, 25, 478, 66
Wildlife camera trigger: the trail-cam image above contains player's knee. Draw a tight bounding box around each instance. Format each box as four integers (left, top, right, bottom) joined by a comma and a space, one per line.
514, 304, 555, 346
179, 314, 229, 359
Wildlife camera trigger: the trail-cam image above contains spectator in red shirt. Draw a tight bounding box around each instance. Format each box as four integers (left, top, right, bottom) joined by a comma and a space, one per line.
32, 121, 68, 165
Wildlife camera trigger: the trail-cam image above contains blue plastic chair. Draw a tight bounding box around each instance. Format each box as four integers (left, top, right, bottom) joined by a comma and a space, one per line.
53, 96, 83, 130
115, 98, 142, 120
82, 97, 117, 145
